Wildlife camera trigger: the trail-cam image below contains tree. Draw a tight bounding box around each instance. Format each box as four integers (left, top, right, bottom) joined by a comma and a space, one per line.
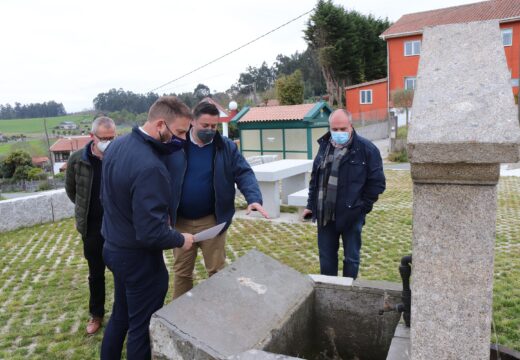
274, 48, 327, 99
193, 84, 211, 101
27, 167, 45, 181
304, 0, 390, 107
275, 70, 305, 105
1, 150, 33, 178
391, 89, 414, 126
13, 165, 34, 181
235, 62, 276, 103
0, 101, 66, 119
175, 92, 197, 108
93, 88, 159, 113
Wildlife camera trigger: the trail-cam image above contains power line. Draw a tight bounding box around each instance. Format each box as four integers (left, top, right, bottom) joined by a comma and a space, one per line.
148, 8, 314, 93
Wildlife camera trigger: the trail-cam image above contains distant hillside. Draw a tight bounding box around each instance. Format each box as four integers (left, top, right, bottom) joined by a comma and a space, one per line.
0, 115, 92, 135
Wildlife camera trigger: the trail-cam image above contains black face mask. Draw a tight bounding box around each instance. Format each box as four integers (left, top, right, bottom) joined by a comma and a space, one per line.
158, 122, 186, 154
197, 129, 216, 145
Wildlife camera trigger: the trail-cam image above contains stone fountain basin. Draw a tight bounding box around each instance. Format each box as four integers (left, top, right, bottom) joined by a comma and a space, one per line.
150, 250, 402, 359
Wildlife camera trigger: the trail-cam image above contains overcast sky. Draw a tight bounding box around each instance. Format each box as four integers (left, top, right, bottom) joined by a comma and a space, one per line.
0, 0, 479, 112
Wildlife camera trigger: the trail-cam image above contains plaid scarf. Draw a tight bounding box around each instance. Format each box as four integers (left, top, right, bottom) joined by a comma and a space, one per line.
316, 137, 352, 227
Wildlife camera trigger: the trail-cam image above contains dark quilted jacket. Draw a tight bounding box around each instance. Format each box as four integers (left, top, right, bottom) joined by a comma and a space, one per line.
65, 142, 94, 237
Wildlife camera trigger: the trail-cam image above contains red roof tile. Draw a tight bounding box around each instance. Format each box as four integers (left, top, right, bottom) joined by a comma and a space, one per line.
50, 136, 90, 152
238, 103, 316, 123
345, 78, 387, 90
381, 0, 520, 39
31, 156, 49, 165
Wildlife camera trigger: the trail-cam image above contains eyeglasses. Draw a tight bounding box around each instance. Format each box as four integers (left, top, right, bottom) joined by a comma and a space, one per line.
94, 134, 115, 142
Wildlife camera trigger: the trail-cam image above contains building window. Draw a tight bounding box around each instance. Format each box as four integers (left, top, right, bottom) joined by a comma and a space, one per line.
405, 77, 417, 90
502, 28, 513, 47
360, 90, 373, 104
404, 40, 421, 56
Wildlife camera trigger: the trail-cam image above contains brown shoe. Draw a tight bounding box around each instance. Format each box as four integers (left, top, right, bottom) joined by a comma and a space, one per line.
86, 317, 103, 335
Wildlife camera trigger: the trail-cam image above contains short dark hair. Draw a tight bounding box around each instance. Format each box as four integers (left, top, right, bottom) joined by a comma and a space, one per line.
148, 96, 193, 123
193, 101, 220, 119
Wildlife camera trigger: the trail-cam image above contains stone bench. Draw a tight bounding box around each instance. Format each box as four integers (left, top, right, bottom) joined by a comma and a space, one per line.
246, 155, 279, 167
251, 160, 312, 218
287, 188, 309, 218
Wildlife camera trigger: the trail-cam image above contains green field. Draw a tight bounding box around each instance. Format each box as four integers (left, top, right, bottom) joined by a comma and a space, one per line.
0, 115, 91, 136
0, 138, 57, 158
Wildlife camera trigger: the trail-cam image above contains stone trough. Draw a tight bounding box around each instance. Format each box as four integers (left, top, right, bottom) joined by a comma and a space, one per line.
150, 250, 402, 360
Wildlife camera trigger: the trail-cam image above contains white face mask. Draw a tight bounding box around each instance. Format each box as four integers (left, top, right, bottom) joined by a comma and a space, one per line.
96, 140, 111, 153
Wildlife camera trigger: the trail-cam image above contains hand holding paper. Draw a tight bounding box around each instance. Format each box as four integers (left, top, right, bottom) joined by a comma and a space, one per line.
193, 222, 226, 242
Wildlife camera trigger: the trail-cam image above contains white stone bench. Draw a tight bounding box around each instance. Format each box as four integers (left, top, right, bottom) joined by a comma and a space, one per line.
246, 155, 279, 167
288, 188, 309, 218
288, 188, 309, 207
251, 160, 312, 218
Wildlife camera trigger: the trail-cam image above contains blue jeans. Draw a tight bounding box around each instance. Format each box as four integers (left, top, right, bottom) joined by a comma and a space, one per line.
317, 217, 364, 279
101, 248, 169, 360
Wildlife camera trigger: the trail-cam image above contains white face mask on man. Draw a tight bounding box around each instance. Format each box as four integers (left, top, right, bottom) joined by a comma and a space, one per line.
96, 140, 111, 153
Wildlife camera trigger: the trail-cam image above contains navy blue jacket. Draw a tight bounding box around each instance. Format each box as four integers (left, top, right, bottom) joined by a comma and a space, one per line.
165, 131, 262, 232
307, 131, 385, 230
101, 127, 185, 251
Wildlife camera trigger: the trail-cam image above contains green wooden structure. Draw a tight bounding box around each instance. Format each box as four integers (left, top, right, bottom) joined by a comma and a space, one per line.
231, 101, 332, 160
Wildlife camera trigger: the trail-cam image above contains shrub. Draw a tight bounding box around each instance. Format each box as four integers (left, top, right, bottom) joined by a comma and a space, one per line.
38, 181, 52, 191
388, 149, 408, 163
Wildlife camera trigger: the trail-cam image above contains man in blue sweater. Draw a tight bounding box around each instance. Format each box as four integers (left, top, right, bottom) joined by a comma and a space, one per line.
100, 96, 194, 360
166, 101, 268, 299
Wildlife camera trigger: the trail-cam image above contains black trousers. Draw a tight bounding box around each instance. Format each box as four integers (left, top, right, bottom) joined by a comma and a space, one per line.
101, 248, 169, 360
83, 229, 106, 318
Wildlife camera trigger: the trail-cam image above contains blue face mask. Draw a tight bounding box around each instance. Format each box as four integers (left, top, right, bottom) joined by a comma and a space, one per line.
331, 131, 350, 145
158, 122, 186, 154
166, 134, 186, 153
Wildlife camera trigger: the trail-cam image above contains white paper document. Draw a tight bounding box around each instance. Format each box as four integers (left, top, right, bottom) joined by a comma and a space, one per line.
193, 222, 226, 242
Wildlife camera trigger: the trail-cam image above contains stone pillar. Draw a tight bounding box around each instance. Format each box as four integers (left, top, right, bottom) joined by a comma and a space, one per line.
408, 21, 520, 359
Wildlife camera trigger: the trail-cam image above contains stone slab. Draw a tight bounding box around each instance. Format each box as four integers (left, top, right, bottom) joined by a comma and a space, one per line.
0, 189, 74, 232
410, 163, 500, 185
150, 250, 315, 359
309, 274, 353, 287
386, 324, 411, 360
411, 183, 496, 359
287, 189, 308, 207
227, 350, 301, 359
408, 21, 520, 164
251, 160, 312, 182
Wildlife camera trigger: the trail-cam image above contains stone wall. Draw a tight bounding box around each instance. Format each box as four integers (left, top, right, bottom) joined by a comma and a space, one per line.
356, 121, 390, 141
0, 189, 74, 232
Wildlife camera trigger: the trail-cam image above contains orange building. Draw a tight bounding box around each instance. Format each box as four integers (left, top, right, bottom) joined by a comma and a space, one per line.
345, 78, 388, 123
381, 0, 520, 99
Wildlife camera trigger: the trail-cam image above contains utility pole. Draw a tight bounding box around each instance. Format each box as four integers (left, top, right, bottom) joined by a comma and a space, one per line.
43, 118, 55, 180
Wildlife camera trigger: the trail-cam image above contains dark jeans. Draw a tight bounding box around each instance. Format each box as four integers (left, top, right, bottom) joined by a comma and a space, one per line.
101, 247, 169, 360
317, 217, 364, 279
83, 231, 106, 318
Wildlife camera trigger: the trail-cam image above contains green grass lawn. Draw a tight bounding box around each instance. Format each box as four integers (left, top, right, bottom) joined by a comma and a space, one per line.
0, 115, 91, 136
0, 138, 57, 157
0, 171, 518, 359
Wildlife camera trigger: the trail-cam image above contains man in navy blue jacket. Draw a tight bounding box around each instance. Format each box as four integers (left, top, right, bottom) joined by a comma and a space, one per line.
303, 109, 385, 279
166, 101, 268, 299
100, 96, 194, 360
